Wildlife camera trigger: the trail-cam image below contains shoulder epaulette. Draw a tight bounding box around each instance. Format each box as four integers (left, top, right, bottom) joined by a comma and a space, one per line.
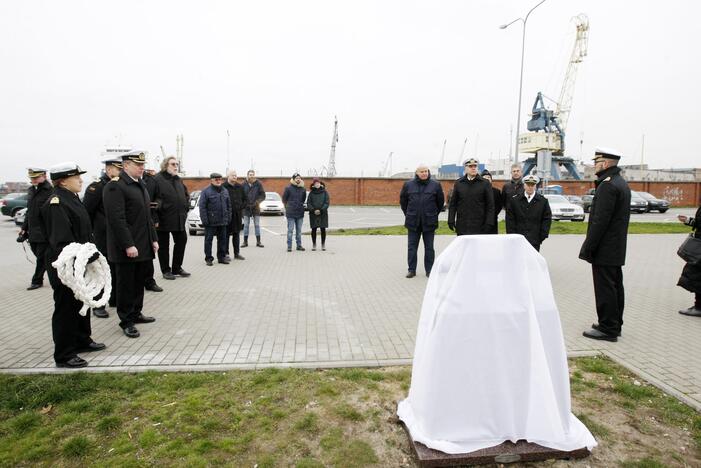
50, 196, 59, 205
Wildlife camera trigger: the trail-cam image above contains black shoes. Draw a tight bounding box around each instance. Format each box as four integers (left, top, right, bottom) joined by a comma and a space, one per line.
312, 244, 317, 251
92, 307, 109, 318
287, 247, 292, 252
242, 240, 248, 248
145, 282, 163, 292
406, 271, 416, 278
163, 272, 177, 280
592, 323, 621, 337
234, 255, 245, 260
27, 283, 42, 291
218, 258, 230, 264
321, 245, 326, 251
134, 314, 156, 324
173, 269, 191, 277
206, 259, 213, 266
78, 342, 106, 353
56, 357, 88, 368
256, 242, 264, 248
123, 326, 140, 338
679, 307, 701, 317
582, 328, 617, 342
296, 246, 305, 251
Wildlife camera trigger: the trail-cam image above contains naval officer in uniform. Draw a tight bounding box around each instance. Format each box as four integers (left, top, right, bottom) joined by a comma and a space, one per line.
40, 162, 106, 368
579, 147, 631, 342
103, 150, 158, 338
21, 167, 53, 290
83, 157, 122, 318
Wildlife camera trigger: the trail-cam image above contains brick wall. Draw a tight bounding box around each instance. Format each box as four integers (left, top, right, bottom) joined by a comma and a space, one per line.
183, 177, 701, 207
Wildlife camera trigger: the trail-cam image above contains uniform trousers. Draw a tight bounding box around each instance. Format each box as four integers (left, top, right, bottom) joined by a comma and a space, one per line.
592, 265, 625, 336
29, 241, 48, 285
407, 229, 435, 274
157, 230, 187, 273
47, 267, 92, 363
115, 261, 148, 329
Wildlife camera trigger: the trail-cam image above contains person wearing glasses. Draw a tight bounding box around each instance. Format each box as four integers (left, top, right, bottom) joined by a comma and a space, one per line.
447, 158, 495, 235
199, 172, 232, 265
152, 156, 191, 280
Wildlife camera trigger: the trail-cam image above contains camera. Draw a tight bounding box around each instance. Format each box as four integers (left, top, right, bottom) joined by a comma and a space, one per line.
16, 231, 29, 243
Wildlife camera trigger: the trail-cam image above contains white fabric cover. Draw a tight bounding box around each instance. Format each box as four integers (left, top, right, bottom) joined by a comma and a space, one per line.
397, 234, 597, 454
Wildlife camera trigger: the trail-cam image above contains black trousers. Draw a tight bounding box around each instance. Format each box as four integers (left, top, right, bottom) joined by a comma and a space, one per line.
204, 225, 228, 261
29, 241, 47, 285
226, 226, 241, 256
47, 267, 92, 363
157, 230, 187, 273
592, 265, 625, 336
144, 258, 156, 287
407, 229, 436, 274
115, 261, 148, 329
311, 228, 326, 246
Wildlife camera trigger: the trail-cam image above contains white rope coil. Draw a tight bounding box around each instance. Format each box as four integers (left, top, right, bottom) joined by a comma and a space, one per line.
51, 242, 111, 316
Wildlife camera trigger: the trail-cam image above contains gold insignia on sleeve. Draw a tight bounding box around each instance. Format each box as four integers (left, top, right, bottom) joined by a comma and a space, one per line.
50, 196, 59, 205
88, 186, 96, 192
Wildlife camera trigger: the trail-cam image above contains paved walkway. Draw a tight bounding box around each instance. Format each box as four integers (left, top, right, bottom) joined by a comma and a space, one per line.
1, 218, 700, 409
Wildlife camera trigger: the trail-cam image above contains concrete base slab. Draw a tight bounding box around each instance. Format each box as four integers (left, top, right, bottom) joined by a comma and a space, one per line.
402, 423, 590, 467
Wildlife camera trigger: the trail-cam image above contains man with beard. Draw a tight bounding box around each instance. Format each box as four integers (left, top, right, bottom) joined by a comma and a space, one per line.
152, 156, 191, 279
242, 169, 266, 248
83, 157, 122, 317
19, 167, 52, 290
103, 150, 159, 338
222, 170, 246, 261
400, 164, 445, 278
579, 147, 631, 342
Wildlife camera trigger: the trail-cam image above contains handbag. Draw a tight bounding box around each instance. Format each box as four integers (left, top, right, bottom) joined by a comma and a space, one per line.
678, 233, 701, 265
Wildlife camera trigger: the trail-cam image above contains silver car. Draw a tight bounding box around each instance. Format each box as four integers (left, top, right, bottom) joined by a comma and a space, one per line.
545, 195, 585, 222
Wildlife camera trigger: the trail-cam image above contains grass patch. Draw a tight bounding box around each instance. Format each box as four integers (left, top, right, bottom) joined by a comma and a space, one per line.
0, 361, 699, 466
619, 458, 667, 468
331, 220, 689, 236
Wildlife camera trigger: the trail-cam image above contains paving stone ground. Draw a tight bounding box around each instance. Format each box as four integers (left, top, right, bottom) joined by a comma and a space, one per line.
1, 218, 699, 409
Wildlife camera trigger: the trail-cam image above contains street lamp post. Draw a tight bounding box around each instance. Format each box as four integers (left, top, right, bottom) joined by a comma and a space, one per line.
500, 0, 546, 164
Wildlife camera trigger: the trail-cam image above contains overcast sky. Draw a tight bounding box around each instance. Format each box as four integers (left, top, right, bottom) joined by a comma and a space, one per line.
1, 0, 699, 181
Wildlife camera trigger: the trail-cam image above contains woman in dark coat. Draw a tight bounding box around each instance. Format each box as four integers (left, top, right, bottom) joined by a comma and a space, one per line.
307, 178, 330, 250
40, 162, 105, 368
481, 170, 503, 234
678, 201, 701, 316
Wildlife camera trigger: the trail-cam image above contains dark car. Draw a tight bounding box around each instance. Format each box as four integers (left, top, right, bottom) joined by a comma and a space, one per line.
636, 191, 670, 213
630, 191, 648, 214
0, 192, 28, 217
581, 189, 595, 213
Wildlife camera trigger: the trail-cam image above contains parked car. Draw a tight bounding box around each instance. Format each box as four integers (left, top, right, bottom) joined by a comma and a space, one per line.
186, 194, 204, 235
544, 195, 585, 221
260, 192, 285, 216
14, 207, 27, 226
0, 192, 28, 217
630, 191, 648, 214
581, 194, 594, 213
636, 191, 669, 213
565, 195, 584, 207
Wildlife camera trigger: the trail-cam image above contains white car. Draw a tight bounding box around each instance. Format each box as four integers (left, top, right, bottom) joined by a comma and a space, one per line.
187, 194, 204, 235
545, 195, 585, 222
260, 192, 285, 216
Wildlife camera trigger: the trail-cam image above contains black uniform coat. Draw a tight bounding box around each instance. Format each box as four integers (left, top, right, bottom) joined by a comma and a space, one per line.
501, 178, 524, 209
22, 180, 53, 243
678, 204, 701, 294
400, 176, 444, 232
579, 166, 631, 266
222, 181, 246, 232
103, 172, 158, 263
307, 184, 331, 229
505, 192, 552, 248
152, 171, 189, 232
82, 174, 111, 253
40, 187, 93, 264
488, 186, 503, 234
447, 174, 495, 235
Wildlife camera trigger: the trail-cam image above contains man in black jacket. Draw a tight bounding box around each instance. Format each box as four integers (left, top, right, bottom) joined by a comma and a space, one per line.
400, 165, 445, 278
141, 169, 163, 292
222, 170, 246, 261
242, 170, 266, 247
103, 151, 159, 338
20, 168, 52, 290
505, 174, 552, 251
501, 163, 524, 210
481, 169, 503, 234
152, 156, 191, 279
199, 173, 232, 265
83, 157, 122, 318
579, 147, 631, 342
448, 158, 495, 235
